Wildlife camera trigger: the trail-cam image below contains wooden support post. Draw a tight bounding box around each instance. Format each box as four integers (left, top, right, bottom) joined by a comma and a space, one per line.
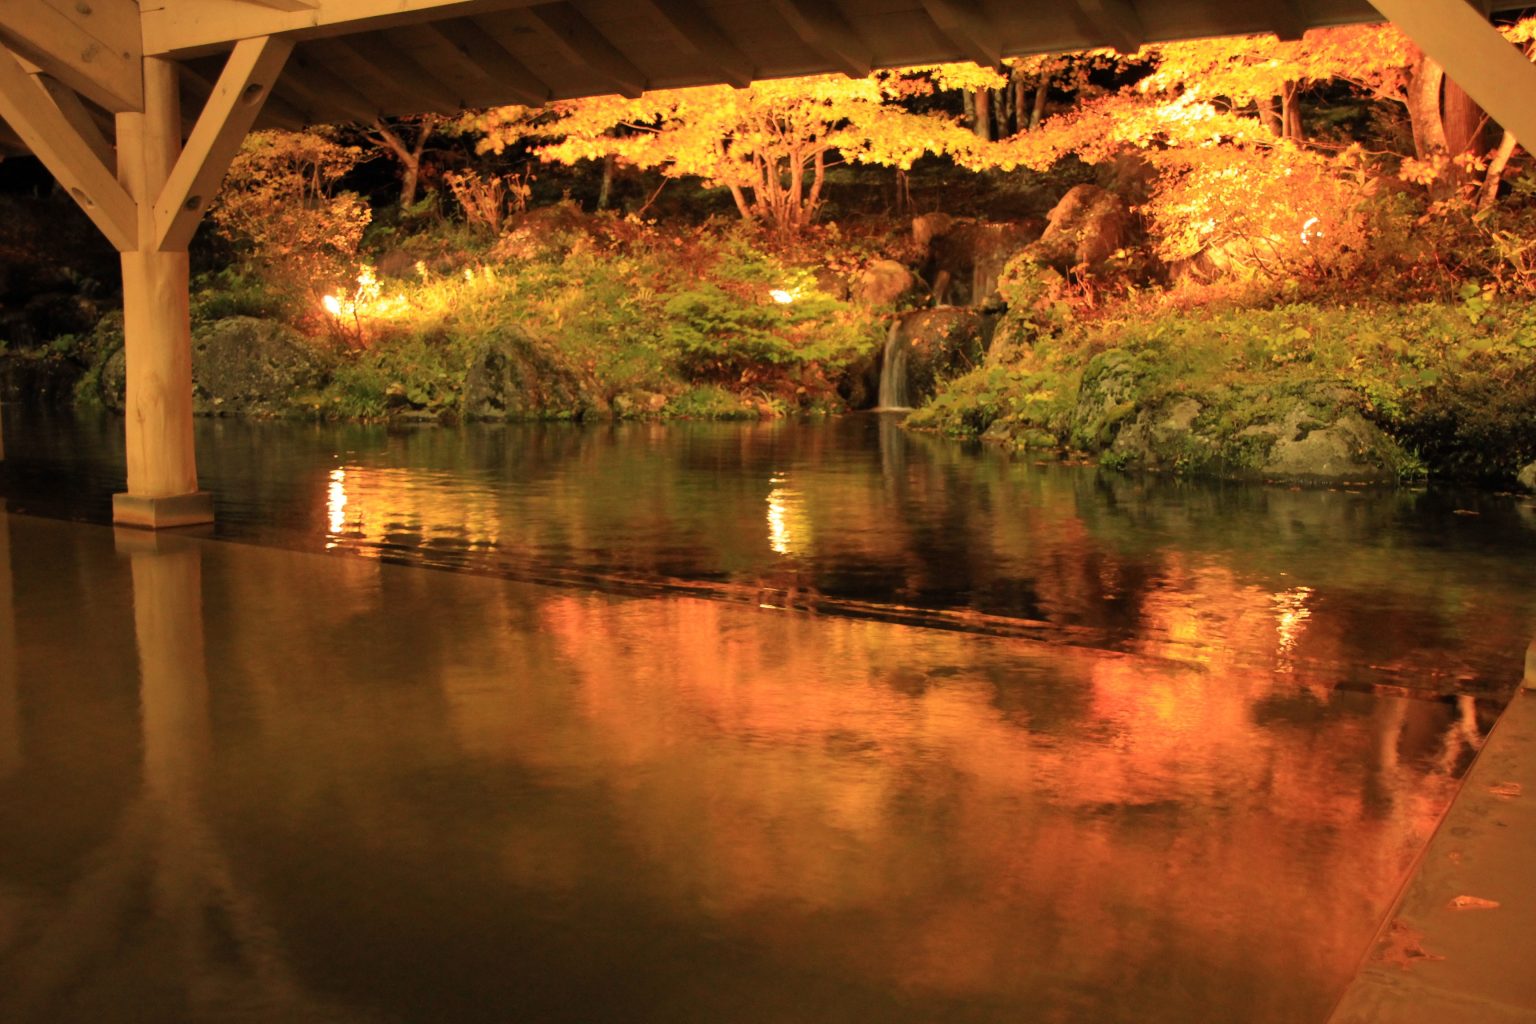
1370, 0, 1536, 150
113, 57, 210, 529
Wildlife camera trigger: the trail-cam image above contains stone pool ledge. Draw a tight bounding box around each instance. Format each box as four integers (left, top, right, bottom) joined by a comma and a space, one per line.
1328, 657, 1536, 1024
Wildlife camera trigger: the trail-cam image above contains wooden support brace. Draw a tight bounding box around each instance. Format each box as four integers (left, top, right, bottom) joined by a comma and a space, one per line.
920, 0, 1002, 68
0, 42, 136, 250
1370, 0, 1536, 149
526, 3, 647, 99
636, 0, 755, 89
1071, 0, 1144, 54
33, 72, 117, 170
154, 35, 292, 251
771, 0, 872, 79
0, 0, 142, 111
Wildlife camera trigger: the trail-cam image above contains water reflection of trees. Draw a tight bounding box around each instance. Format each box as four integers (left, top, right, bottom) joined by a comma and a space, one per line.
0, 514, 1495, 1022
293, 417, 1536, 693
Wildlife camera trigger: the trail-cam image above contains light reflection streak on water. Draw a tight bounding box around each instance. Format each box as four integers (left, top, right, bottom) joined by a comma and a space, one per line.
1274, 586, 1314, 668
766, 473, 807, 557
325, 468, 348, 546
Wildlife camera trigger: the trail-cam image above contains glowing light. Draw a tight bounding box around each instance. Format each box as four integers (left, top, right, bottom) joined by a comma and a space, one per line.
322, 294, 343, 316
326, 467, 348, 538
1300, 217, 1323, 246
1272, 586, 1313, 660
769, 289, 796, 305
765, 474, 808, 556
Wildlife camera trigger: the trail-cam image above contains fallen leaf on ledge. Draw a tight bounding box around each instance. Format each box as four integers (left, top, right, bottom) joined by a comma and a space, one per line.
1448, 895, 1501, 910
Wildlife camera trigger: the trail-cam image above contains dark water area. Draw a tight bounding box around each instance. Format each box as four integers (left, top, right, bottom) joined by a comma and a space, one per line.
2, 405, 1536, 1022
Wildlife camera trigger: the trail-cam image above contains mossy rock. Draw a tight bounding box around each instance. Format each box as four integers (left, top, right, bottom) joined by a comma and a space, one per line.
462, 334, 603, 421
96, 315, 326, 417
1098, 381, 1411, 483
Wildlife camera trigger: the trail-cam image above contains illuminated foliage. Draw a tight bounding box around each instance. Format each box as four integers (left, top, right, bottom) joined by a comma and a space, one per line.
474, 69, 996, 237
211, 129, 371, 304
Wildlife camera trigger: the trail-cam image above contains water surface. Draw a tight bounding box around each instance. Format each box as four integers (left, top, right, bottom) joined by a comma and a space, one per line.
1, 407, 1535, 1023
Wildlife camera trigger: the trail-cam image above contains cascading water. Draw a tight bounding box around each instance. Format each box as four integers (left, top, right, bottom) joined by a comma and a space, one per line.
876, 316, 911, 411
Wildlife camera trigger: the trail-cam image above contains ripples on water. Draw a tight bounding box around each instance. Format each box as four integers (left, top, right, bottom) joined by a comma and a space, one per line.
1, 406, 1535, 1023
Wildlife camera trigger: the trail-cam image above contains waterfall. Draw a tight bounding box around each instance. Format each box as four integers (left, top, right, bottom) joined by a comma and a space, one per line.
877, 316, 911, 411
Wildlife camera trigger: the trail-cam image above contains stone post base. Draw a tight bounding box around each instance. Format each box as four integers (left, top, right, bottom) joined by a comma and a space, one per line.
112, 491, 215, 530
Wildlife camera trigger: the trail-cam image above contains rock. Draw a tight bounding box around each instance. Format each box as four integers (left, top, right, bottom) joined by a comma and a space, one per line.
190, 317, 327, 415
885, 307, 995, 408
1518, 461, 1536, 493
1082, 371, 1410, 482
912, 212, 957, 251
922, 218, 1043, 307
853, 259, 916, 308
1031, 184, 1131, 274
96, 316, 326, 416
1249, 404, 1401, 483
462, 334, 601, 421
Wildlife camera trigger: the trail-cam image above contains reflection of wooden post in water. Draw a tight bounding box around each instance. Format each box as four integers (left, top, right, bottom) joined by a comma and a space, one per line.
0, 503, 19, 779
119, 528, 213, 944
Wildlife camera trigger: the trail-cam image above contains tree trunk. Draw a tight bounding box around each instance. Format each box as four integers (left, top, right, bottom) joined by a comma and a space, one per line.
963, 89, 976, 132
1443, 77, 1487, 161
1280, 82, 1303, 140
974, 88, 992, 141
1407, 52, 1449, 162
1030, 78, 1049, 130
1257, 96, 1282, 137
596, 153, 616, 211
1479, 129, 1519, 212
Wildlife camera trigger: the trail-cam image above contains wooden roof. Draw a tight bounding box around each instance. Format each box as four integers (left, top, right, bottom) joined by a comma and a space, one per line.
1, 0, 1532, 149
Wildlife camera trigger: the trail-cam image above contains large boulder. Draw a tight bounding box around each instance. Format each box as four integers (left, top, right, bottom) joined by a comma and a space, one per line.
96, 316, 327, 416
883, 307, 995, 408
462, 334, 602, 421
192, 317, 327, 414
1518, 461, 1536, 493
853, 259, 916, 308
919, 217, 1042, 307
1031, 184, 1131, 274
1082, 373, 1409, 483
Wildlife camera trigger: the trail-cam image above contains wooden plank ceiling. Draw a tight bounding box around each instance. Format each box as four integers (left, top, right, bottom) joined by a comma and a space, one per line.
2, 0, 1533, 148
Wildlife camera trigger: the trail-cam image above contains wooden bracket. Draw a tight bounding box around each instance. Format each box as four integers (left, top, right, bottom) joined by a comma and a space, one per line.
0, 0, 142, 111
0, 41, 136, 250
154, 35, 293, 252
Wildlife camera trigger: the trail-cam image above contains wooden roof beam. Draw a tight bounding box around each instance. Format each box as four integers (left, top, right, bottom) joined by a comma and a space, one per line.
155, 35, 294, 250
1271, 0, 1308, 41
771, 0, 872, 79
636, 0, 754, 89
0, 41, 136, 249
141, 0, 518, 58
231, 0, 321, 10
525, 3, 647, 99
920, 0, 1002, 68
426, 20, 550, 108
342, 33, 467, 112
281, 50, 385, 123
0, 0, 142, 112
1070, 0, 1145, 54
